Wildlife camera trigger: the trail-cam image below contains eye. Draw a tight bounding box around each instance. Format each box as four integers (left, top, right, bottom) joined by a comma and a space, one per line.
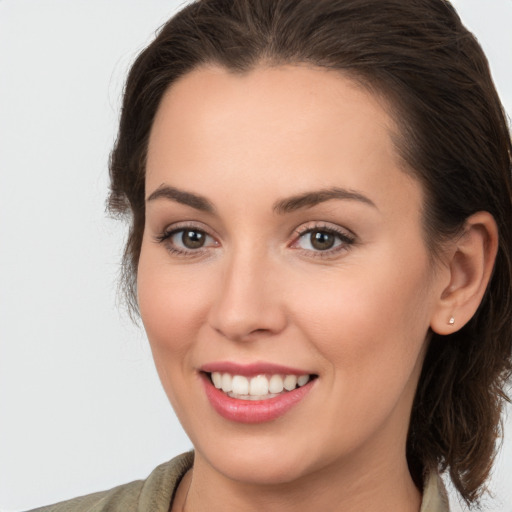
154, 225, 218, 255
172, 229, 210, 250
292, 225, 355, 255
302, 230, 339, 251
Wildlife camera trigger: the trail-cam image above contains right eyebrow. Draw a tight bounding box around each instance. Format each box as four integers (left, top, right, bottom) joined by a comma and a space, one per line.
146, 184, 215, 213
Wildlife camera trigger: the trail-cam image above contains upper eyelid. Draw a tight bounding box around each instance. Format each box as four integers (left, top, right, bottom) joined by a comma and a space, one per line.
292, 222, 356, 238
166, 226, 215, 240
161, 220, 215, 236
154, 222, 216, 243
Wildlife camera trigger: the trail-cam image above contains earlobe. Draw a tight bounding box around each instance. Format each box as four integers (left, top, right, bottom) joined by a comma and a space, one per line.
430, 211, 498, 335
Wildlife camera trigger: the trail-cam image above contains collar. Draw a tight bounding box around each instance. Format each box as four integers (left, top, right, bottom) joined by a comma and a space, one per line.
420, 471, 451, 512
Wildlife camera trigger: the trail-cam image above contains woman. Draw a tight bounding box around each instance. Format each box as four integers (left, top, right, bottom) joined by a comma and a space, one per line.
31, 0, 511, 510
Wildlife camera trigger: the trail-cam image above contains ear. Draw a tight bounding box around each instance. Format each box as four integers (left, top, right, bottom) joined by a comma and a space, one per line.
430, 211, 498, 335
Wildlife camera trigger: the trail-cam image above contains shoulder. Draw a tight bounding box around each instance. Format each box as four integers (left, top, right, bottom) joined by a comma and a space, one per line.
27, 452, 194, 512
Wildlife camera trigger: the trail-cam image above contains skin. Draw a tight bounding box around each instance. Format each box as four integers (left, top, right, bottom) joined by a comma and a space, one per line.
137, 64, 468, 511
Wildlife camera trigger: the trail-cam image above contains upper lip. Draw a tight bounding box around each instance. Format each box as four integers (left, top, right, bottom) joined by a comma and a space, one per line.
199, 361, 314, 377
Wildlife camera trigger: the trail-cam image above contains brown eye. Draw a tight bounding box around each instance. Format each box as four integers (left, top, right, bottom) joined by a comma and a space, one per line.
310, 230, 336, 251
293, 226, 355, 254
155, 226, 218, 255
180, 229, 207, 249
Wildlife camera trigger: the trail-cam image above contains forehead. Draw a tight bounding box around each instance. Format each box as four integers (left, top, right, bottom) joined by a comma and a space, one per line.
146, 64, 420, 215
148, 64, 398, 160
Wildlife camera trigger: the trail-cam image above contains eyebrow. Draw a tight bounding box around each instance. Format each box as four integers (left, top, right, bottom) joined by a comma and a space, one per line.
273, 187, 377, 214
146, 184, 215, 213
146, 184, 376, 215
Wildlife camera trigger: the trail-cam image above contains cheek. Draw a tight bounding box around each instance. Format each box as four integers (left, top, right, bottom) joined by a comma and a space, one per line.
136, 250, 218, 429
289, 252, 432, 392
137, 246, 213, 363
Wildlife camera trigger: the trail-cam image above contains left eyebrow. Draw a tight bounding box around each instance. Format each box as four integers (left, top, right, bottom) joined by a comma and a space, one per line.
273, 187, 377, 214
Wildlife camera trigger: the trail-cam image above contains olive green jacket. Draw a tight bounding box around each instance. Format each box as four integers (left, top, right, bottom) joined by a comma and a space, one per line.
29, 451, 450, 511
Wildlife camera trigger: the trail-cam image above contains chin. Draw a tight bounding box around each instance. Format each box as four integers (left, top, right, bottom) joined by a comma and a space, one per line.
209, 450, 312, 486
192, 426, 339, 487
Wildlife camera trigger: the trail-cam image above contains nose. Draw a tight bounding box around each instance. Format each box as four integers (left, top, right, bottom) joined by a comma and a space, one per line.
207, 250, 287, 342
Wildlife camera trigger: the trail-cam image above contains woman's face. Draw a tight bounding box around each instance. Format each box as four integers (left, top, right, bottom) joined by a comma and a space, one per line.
138, 65, 447, 484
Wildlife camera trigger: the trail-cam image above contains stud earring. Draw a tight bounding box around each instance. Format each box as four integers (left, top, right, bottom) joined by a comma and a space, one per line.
448, 317, 455, 325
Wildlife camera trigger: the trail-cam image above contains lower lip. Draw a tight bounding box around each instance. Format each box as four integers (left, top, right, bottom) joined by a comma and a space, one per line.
201, 374, 315, 423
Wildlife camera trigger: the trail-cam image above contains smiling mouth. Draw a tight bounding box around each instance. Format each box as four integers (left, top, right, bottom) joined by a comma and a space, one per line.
206, 372, 317, 400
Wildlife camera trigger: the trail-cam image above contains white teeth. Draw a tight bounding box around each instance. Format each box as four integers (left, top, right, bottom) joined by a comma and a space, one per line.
232, 375, 250, 395
297, 374, 310, 387
283, 375, 298, 391
212, 372, 222, 389
249, 375, 269, 396
268, 374, 284, 394
221, 373, 232, 393
211, 372, 313, 398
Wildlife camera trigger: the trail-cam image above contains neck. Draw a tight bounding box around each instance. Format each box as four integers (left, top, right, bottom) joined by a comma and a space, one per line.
182, 448, 421, 512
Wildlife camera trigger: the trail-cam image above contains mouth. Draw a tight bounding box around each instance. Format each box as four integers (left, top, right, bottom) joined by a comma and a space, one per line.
206, 371, 316, 401
199, 365, 318, 423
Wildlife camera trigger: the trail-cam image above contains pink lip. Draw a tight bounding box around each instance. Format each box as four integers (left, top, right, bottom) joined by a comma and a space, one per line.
200, 372, 315, 424
200, 361, 312, 377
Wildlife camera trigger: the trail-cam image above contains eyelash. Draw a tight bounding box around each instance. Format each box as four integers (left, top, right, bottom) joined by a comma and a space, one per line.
290, 223, 356, 258
154, 222, 356, 258
153, 223, 216, 257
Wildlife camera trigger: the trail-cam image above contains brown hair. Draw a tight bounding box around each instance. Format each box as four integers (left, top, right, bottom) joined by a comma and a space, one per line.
108, 0, 512, 505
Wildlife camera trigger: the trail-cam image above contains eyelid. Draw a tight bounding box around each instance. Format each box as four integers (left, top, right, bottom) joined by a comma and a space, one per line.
289, 222, 356, 256
153, 221, 219, 256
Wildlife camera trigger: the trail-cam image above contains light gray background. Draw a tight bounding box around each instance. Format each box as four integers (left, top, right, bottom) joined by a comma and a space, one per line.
0, 1, 511, 511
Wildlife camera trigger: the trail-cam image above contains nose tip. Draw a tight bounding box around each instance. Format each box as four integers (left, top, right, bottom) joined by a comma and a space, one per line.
209, 308, 283, 342
207, 261, 287, 342
210, 317, 270, 342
